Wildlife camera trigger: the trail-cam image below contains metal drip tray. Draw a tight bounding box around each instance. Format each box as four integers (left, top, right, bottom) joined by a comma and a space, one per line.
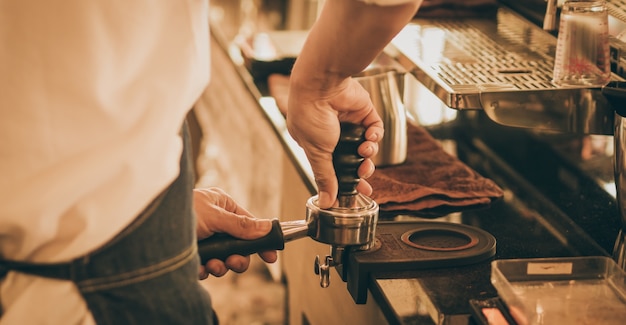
388, 6, 618, 135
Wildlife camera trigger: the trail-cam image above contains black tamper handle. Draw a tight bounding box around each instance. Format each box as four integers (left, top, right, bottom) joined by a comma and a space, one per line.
333, 122, 366, 207
197, 219, 284, 263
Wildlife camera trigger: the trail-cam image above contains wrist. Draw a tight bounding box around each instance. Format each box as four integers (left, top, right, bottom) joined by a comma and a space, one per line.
290, 59, 348, 92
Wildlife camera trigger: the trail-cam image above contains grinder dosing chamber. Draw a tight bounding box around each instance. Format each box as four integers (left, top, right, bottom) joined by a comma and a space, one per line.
196, 123, 379, 288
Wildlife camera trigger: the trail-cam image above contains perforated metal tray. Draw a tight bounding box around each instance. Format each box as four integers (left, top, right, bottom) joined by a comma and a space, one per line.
387, 6, 618, 135
608, 0, 626, 23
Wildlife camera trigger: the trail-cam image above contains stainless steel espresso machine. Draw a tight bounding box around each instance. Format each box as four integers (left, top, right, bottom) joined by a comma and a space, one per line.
388, 0, 626, 271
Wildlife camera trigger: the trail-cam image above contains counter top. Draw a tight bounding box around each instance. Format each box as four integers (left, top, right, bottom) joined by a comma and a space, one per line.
207, 4, 622, 324
365, 115, 620, 324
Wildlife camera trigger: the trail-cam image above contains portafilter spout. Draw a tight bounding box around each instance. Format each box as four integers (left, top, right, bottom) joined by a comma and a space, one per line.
196, 123, 379, 287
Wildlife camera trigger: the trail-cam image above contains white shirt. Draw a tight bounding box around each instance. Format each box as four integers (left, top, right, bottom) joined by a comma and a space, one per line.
0, 1, 209, 324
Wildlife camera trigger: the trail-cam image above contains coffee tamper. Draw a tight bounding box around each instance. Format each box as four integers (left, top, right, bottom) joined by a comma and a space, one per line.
309, 122, 378, 287
197, 122, 379, 288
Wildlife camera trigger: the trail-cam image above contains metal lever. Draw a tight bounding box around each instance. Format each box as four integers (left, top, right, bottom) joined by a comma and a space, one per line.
314, 246, 347, 288
314, 255, 332, 288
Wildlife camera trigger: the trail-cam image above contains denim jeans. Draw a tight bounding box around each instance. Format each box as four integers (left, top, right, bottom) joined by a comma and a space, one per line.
1, 122, 216, 324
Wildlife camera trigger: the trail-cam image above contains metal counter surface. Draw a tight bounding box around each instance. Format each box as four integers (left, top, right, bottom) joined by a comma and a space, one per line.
208, 16, 621, 325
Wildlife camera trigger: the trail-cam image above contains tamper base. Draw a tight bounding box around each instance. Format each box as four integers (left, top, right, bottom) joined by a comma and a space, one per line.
305, 194, 378, 249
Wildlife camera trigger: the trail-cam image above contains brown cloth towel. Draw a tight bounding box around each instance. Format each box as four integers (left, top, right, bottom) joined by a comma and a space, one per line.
268, 73, 503, 215
368, 124, 503, 215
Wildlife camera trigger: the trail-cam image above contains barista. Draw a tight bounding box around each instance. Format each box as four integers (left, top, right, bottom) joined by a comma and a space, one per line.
0, 0, 421, 324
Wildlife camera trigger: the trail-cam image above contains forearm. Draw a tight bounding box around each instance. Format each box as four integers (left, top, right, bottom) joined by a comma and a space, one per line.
291, 0, 421, 89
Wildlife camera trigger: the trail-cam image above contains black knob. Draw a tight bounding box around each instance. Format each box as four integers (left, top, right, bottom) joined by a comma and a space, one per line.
333, 122, 365, 207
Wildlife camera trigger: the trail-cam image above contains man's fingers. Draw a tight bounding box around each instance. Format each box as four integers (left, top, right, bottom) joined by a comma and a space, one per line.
225, 255, 250, 273
356, 179, 373, 197
358, 158, 375, 180
212, 215, 272, 240
307, 149, 338, 209
204, 259, 228, 277
259, 250, 278, 264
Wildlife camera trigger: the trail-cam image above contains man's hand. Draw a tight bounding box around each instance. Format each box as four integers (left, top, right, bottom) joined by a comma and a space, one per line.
285, 0, 420, 209
287, 77, 383, 209
193, 187, 278, 279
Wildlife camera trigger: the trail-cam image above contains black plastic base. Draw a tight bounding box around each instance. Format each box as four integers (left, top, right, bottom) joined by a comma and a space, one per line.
346, 221, 497, 304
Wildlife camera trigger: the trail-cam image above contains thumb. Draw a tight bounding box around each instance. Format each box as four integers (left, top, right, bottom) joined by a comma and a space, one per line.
216, 214, 273, 240
309, 153, 338, 209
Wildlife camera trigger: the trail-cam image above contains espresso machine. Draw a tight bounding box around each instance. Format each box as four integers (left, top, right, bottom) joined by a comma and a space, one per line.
384, 0, 626, 271
540, 0, 626, 268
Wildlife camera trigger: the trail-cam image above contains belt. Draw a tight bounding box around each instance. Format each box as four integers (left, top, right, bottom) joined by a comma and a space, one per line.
0, 256, 87, 281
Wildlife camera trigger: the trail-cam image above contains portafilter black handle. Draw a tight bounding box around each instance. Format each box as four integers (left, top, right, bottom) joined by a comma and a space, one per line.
197, 219, 284, 263
333, 122, 366, 208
